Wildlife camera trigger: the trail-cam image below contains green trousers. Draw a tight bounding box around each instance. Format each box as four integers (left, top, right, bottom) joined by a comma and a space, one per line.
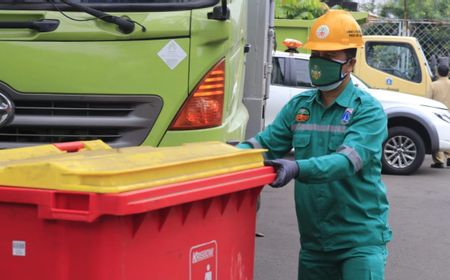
298, 245, 388, 280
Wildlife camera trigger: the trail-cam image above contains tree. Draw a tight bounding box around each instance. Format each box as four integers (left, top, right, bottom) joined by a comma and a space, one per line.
275, 0, 329, 19
358, 0, 377, 14
378, 0, 450, 20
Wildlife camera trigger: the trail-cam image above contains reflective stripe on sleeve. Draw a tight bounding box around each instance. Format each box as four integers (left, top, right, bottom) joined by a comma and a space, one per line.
291, 123, 346, 133
247, 137, 263, 149
337, 145, 363, 172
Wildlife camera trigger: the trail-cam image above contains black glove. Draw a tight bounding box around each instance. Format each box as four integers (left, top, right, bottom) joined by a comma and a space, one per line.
264, 159, 299, 188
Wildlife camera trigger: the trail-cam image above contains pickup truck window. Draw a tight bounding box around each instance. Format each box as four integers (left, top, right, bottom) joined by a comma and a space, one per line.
272, 57, 287, 86
365, 42, 422, 83
272, 56, 312, 88
292, 58, 312, 87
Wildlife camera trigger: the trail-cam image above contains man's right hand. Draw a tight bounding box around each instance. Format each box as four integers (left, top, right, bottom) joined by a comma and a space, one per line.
264, 159, 299, 188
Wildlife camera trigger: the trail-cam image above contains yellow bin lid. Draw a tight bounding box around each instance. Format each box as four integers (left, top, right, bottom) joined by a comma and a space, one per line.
0, 141, 265, 193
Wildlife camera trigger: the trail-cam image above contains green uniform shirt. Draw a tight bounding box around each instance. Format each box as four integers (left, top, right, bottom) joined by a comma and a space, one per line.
255, 81, 392, 251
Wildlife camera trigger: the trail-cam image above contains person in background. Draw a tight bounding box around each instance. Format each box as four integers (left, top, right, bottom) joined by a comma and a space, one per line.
238, 10, 391, 280
430, 64, 450, 168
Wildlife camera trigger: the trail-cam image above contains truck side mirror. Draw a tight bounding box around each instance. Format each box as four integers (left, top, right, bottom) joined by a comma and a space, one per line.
207, 1, 230, 21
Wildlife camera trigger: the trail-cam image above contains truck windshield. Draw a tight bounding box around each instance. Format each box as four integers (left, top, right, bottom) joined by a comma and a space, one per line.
0, 0, 219, 11
1, 0, 211, 3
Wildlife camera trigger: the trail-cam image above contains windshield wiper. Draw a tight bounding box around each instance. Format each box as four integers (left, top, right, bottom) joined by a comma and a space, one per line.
58, 0, 135, 34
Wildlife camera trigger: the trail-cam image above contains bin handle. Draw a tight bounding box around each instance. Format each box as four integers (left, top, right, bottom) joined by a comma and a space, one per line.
38, 191, 100, 222
53, 141, 85, 152
46, 209, 98, 222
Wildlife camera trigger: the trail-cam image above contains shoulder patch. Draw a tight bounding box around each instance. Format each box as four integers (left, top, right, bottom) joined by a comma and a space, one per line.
341, 108, 353, 124
296, 108, 310, 122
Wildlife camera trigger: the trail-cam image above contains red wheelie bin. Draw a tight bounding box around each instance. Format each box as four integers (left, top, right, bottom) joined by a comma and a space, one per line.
0, 141, 274, 280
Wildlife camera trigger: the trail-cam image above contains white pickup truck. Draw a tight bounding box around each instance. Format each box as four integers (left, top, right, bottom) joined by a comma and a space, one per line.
267, 51, 450, 175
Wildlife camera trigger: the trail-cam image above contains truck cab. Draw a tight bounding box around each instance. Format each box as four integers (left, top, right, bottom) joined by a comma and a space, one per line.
0, 0, 250, 149
354, 36, 433, 97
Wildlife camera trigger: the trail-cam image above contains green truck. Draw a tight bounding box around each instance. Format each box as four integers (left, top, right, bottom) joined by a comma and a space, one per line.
0, 0, 273, 148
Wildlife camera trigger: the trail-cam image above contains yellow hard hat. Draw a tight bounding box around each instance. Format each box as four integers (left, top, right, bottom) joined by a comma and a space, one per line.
303, 10, 363, 51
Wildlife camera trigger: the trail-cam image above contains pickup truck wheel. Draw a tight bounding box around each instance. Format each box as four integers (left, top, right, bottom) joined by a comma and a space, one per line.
382, 126, 425, 175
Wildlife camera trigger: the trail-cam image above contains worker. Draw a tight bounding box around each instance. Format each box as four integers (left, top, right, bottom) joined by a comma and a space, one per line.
430, 64, 450, 168
238, 10, 391, 280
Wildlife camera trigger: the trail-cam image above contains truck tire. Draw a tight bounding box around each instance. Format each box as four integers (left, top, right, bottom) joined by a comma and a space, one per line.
382, 126, 425, 175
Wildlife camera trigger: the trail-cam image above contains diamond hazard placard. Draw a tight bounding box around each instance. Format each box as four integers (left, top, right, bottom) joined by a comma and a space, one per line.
158, 40, 187, 70
190, 240, 218, 280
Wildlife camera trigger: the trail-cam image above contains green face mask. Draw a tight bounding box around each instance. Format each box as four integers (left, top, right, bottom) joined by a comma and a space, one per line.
309, 56, 349, 91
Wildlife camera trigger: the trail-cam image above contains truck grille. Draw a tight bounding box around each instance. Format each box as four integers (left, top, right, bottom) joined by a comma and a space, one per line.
0, 84, 163, 149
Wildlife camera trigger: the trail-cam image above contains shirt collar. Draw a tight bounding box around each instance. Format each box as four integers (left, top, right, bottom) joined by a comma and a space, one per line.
335, 79, 355, 107
303, 90, 317, 104
312, 79, 356, 108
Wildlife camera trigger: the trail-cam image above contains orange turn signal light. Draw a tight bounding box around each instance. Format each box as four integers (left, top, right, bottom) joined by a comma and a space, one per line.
169, 59, 225, 130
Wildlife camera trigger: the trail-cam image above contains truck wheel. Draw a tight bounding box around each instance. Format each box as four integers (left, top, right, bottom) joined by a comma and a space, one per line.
382, 126, 425, 175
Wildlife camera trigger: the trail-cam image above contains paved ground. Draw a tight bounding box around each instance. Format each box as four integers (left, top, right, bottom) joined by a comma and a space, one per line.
254, 156, 450, 280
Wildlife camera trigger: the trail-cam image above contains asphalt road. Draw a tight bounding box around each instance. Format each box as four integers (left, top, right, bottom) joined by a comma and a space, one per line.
254, 156, 450, 280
